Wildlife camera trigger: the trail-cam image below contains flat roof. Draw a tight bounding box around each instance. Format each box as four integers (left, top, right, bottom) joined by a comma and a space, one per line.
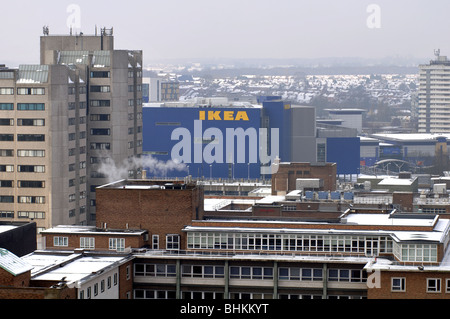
30, 255, 126, 285
41, 225, 147, 236
185, 213, 450, 243
0, 248, 33, 276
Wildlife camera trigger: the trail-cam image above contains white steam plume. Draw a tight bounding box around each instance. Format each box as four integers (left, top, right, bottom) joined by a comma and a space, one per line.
97, 155, 188, 183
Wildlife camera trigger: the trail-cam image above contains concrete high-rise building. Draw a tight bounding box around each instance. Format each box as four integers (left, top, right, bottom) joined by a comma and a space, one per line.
0, 64, 87, 232
0, 28, 143, 231
418, 51, 450, 133
40, 28, 143, 224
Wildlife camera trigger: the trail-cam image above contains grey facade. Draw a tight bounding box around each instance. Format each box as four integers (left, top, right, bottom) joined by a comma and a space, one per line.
0, 29, 142, 232
418, 52, 450, 133
0, 64, 87, 231
40, 29, 143, 224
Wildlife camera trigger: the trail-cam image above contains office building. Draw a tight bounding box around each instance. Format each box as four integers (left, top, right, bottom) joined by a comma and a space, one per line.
17, 178, 450, 299
418, 51, 450, 133
143, 77, 180, 103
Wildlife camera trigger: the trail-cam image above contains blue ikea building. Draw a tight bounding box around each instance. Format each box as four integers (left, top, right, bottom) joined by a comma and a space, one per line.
142, 97, 362, 179
142, 101, 264, 179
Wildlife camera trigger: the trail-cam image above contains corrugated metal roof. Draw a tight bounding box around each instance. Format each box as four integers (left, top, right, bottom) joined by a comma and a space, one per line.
92, 51, 110, 67
0, 248, 33, 276
58, 50, 90, 65
0, 70, 15, 79
17, 65, 49, 83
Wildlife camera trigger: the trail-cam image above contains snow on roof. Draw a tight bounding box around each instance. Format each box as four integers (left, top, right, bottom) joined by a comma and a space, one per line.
40, 225, 147, 235
378, 178, 415, 186
29, 254, 126, 285
0, 248, 33, 276
0, 225, 17, 233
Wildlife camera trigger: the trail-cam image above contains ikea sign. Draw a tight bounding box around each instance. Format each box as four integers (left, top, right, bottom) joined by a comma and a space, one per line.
199, 110, 249, 121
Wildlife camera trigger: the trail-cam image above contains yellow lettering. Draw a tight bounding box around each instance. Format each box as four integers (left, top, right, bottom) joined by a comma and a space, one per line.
199, 111, 206, 120
208, 111, 221, 121
235, 111, 249, 121
223, 111, 234, 121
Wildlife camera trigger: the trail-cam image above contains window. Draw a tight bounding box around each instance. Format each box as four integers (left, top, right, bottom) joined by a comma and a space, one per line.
427, 278, 441, 293
181, 265, 225, 278
0, 88, 14, 95
109, 238, 125, 252
18, 196, 45, 204
392, 277, 406, 292
230, 266, 273, 280
0, 119, 13, 126
18, 211, 45, 219
80, 237, 95, 249
134, 264, 176, 277
0, 196, 14, 203
17, 150, 45, 157
54, 236, 68, 247
90, 100, 110, 107
94, 283, 98, 296
0, 211, 14, 218
90, 114, 110, 121
17, 134, 45, 142
90, 128, 110, 136
90, 143, 110, 150
18, 179, 45, 188
18, 165, 45, 173
152, 235, 159, 249
0, 180, 13, 188
17, 88, 45, 95
0, 165, 14, 172
0, 149, 13, 157
0, 134, 13, 141
90, 85, 110, 93
166, 234, 180, 250
17, 119, 44, 126
0, 103, 13, 110
90, 71, 110, 78
17, 103, 45, 111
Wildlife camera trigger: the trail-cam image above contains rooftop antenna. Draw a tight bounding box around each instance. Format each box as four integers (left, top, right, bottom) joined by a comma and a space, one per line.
42, 25, 49, 36
434, 49, 440, 59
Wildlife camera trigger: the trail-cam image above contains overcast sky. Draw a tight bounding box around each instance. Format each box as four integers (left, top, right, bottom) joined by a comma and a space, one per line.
2, 0, 450, 66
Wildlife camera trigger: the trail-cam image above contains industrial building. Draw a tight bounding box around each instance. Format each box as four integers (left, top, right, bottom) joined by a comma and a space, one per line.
143, 96, 361, 179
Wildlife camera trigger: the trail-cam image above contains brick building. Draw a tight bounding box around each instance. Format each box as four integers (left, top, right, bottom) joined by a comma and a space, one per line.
271, 162, 337, 195
95, 179, 204, 251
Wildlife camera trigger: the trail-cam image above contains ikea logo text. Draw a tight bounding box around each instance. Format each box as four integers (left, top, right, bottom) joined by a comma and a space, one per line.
199, 111, 249, 121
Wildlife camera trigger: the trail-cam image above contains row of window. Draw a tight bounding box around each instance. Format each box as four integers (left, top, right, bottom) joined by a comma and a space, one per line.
0, 149, 45, 157
0, 134, 45, 142
187, 232, 392, 255
0, 211, 45, 219
53, 236, 126, 252
134, 263, 366, 283
0, 165, 45, 172
79, 273, 119, 299
0, 103, 45, 111
392, 277, 450, 294
0, 88, 45, 95
134, 290, 362, 300
0, 180, 45, 188
0, 196, 45, 203
0, 118, 45, 126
